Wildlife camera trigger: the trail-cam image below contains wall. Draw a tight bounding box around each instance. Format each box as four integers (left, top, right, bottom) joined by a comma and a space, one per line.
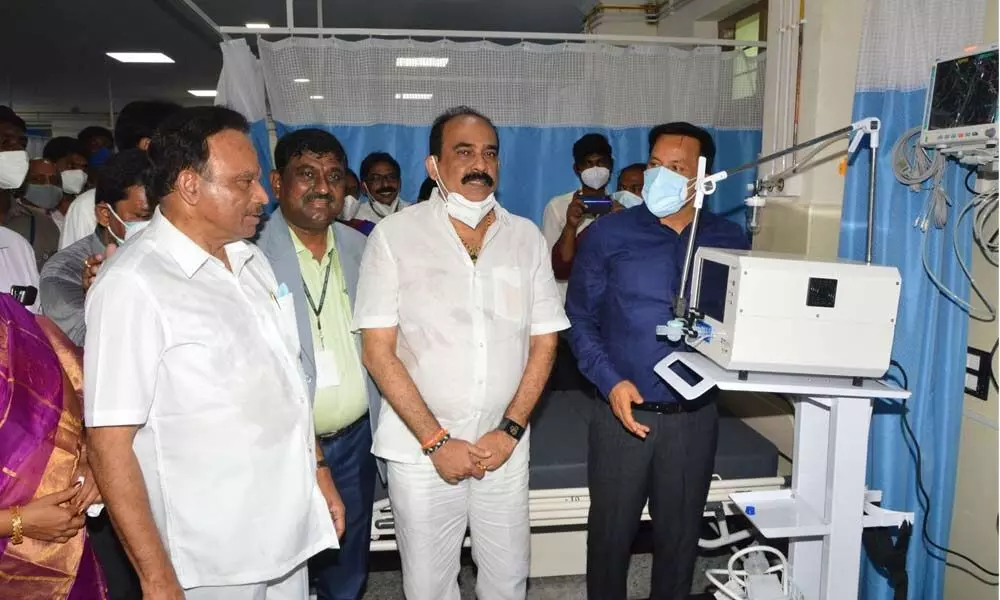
943, 7, 999, 598
753, 0, 865, 259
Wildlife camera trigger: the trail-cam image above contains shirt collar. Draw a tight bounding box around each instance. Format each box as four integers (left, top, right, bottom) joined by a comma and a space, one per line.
87, 231, 106, 256
153, 208, 254, 279
288, 223, 335, 260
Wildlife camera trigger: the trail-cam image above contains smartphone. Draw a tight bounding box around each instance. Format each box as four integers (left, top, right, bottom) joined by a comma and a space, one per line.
581, 197, 614, 216
10, 285, 38, 307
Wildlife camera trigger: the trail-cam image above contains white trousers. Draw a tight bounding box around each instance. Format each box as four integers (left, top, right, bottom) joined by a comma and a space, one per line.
183, 563, 308, 600
387, 442, 530, 600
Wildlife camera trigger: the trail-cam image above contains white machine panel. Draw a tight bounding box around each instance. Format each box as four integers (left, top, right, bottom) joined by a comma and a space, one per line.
689, 248, 901, 378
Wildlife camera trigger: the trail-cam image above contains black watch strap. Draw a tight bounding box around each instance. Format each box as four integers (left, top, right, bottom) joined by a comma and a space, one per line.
498, 418, 525, 441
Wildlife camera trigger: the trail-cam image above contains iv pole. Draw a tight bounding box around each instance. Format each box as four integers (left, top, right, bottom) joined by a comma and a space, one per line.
663, 117, 881, 341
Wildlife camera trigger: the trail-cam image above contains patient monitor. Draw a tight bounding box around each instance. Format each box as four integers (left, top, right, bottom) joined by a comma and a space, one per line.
920, 44, 998, 165
687, 248, 902, 379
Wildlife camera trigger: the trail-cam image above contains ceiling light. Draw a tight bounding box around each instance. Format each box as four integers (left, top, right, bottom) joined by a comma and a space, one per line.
396, 57, 449, 68
107, 52, 174, 64
294, 78, 311, 83
188, 89, 218, 97
395, 93, 434, 100
245, 22, 271, 29
310, 95, 325, 100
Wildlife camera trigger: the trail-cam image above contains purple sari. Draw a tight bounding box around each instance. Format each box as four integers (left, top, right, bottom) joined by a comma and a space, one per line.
0, 294, 107, 599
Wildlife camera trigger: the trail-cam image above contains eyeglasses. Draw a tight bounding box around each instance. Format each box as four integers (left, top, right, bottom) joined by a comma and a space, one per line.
366, 173, 400, 185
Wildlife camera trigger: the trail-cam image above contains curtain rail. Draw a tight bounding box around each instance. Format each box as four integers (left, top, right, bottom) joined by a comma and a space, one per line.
217, 26, 767, 49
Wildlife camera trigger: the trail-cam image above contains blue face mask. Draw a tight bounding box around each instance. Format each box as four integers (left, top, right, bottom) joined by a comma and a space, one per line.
642, 166, 690, 218
612, 189, 643, 209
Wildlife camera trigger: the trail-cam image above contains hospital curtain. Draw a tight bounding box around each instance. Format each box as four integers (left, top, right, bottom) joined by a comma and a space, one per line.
242, 36, 766, 226
838, 0, 989, 598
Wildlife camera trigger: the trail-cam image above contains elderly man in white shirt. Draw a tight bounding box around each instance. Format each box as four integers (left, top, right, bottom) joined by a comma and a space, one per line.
354, 106, 569, 600
84, 106, 342, 600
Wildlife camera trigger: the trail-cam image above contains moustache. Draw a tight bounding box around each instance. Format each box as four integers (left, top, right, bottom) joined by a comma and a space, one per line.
374, 187, 396, 195
462, 171, 495, 187
303, 193, 333, 204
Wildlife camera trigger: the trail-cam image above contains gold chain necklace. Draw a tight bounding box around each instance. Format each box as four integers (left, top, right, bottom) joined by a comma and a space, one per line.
460, 212, 496, 263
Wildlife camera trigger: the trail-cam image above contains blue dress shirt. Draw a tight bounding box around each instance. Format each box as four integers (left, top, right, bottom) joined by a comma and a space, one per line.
566, 206, 750, 404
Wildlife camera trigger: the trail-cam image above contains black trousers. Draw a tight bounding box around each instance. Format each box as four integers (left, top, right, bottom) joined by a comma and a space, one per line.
586, 399, 719, 600
87, 512, 141, 599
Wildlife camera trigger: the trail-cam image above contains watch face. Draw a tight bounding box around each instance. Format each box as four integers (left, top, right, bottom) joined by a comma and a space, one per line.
506, 423, 520, 437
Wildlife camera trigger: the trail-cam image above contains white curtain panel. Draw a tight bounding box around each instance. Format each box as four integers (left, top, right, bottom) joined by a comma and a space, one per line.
855, 0, 987, 92
216, 38, 268, 123
256, 36, 766, 130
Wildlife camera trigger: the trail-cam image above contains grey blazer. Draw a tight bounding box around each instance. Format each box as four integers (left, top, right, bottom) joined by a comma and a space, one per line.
256, 210, 381, 439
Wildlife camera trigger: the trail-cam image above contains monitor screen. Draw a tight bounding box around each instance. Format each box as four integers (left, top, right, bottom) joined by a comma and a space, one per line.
927, 49, 998, 131
697, 259, 730, 323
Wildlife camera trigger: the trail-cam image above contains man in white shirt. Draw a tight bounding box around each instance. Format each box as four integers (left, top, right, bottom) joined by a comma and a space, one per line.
354, 152, 411, 224
354, 106, 569, 600
0, 151, 38, 312
42, 136, 90, 231
84, 106, 341, 600
0, 222, 39, 312
540, 133, 614, 302
60, 101, 182, 250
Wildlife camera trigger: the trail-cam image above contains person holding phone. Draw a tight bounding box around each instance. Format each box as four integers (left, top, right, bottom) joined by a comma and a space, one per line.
541, 134, 615, 302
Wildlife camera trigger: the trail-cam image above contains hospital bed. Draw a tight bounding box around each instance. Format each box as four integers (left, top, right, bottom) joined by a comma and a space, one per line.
369, 389, 785, 577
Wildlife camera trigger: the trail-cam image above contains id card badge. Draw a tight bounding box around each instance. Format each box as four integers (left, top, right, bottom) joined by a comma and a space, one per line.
315, 349, 341, 389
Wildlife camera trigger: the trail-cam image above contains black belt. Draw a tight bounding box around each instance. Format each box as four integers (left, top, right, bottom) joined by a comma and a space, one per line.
633, 396, 712, 415
317, 412, 368, 441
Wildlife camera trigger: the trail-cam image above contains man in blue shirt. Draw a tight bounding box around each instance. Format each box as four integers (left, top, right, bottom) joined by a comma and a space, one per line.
566, 122, 749, 600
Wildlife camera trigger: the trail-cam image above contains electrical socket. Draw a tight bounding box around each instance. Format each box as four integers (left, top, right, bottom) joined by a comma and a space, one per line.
965, 346, 992, 401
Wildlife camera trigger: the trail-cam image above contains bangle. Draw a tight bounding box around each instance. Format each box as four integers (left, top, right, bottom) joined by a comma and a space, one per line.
419, 428, 448, 451
10, 505, 23, 545
422, 433, 451, 456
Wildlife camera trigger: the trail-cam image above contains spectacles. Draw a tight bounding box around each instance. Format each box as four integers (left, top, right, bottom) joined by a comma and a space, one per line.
366, 173, 400, 185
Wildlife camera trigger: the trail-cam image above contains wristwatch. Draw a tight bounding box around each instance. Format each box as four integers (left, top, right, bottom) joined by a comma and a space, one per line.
497, 417, 525, 441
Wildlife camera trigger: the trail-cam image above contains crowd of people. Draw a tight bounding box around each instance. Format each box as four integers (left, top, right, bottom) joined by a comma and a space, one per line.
0, 98, 746, 600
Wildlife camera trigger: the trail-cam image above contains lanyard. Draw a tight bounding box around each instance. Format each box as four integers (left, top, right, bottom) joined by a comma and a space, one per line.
301, 258, 333, 348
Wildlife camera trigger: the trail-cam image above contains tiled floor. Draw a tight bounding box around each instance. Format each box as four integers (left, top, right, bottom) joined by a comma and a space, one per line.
359, 553, 730, 599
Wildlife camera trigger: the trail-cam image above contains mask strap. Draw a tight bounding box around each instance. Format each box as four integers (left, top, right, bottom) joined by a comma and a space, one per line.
431, 156, 452, 198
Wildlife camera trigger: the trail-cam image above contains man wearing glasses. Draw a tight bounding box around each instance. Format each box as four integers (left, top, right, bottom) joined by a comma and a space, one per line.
355, 152, 412, 224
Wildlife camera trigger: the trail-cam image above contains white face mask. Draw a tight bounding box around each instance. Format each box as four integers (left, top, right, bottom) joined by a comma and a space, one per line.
60, 169, 87, 195
0, 150, 29, 190
368, 195, 399, 219
612, 189, 644, 209
431, 157, 497, 229
580, 166, 610, 190
107, 205, 151, 245
340, 194, 360, 221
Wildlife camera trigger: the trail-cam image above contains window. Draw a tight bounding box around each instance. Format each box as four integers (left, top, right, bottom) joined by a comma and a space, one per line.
720, 1, 768, 100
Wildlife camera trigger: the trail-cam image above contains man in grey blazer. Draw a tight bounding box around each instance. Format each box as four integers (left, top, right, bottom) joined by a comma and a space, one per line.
257, 129, 380, 600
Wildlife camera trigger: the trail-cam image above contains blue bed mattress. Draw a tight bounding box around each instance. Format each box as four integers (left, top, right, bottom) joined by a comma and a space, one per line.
372, 389, 778, 501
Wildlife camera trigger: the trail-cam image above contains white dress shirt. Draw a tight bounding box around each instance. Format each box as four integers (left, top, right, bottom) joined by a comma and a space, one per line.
354, 197, 412, 224
540, 190, 595, 302
59, 188, 96, 250
84, 209, 336, 589
353, 191, 570, 464
0, 225, 40, 312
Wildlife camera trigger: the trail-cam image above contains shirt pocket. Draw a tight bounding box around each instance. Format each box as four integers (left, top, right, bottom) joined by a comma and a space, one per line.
492, 266, 527, 324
